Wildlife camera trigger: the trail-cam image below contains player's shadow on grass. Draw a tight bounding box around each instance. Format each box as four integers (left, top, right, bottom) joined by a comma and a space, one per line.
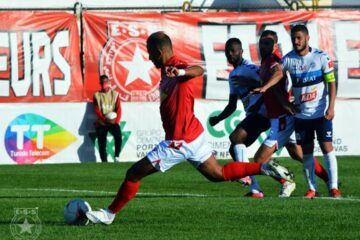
77, 103, 97, 163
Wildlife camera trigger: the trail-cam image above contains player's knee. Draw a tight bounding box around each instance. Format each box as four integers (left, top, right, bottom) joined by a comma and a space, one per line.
287, 145, 302, 161
125, 163, 144, 182
199, 163, 224, 182
319, 142, 333, 154
254, 152, 268, 164
125, 168, 139, 182
229, 129, 246, 144
205, 173, 223, 182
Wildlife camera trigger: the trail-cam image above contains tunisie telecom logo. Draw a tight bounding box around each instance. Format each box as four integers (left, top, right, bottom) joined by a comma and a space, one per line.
4, 113, 77, 164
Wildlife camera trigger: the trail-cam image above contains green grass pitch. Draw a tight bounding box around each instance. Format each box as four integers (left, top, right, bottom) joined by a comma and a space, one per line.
1, 156, 360, 240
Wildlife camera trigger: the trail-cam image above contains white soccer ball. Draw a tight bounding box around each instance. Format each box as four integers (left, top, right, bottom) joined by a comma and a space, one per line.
105, 112, 117, 120
64, 198, 91, 225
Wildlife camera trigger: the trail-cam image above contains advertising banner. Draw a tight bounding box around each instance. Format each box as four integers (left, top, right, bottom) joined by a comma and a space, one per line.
0, 12, 83, 103
83, 11, 360, 101
0, 100, 358, 165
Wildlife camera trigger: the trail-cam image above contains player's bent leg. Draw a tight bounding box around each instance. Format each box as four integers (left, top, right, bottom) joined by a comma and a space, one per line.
86, 157, 158, 224
287, 142, 329, 184
229, 127, 247, 145
198, 155, 294, 183
285, 143, 302, 162
229, 128, 251, 186
125, 157, 159, 182
254, 144, 276, 164
197, 155, 224, 182
198, 155, 262, 182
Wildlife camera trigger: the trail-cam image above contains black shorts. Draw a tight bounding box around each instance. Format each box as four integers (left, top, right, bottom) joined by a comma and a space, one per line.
236, 113, 270, 147
294, 117, 333, 145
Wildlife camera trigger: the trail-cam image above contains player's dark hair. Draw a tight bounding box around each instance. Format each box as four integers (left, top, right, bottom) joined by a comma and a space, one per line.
147, 31, 172, 50
99, 74, 109, 83
291, 24, 309, 35
260, 30, 278, 43
225, 38, 242, 51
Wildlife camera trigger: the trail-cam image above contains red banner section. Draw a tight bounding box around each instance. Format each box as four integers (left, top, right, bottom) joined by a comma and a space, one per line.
1, 11, 359, 102
0, 12, 83, 102
83, 11, 360, 101
83, 13, 203, 101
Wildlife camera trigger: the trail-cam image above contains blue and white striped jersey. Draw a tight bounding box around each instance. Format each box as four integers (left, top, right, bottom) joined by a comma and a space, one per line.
281, 47, 335, 119
228, 59, 266, 116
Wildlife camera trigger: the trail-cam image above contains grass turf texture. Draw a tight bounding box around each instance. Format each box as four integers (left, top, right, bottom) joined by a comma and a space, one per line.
1, 156, 360, 240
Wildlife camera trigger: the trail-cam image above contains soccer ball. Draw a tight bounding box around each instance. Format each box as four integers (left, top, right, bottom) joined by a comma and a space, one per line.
105, 112, 117, 120
64, 199, 91, 225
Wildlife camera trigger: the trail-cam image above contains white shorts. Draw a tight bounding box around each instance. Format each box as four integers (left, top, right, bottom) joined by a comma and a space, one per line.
146, 132, 213, 172
263, 114, 296, 149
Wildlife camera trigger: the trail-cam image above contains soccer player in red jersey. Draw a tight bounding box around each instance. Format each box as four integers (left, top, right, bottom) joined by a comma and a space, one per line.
252, 30, 329, 198
85, 31, 294, 224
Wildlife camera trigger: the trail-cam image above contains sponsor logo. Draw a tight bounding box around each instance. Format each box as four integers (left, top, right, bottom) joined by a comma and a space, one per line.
100, 21, 160, 101
207, 109, 284, 156
0, 31, 72, 99
207, 110, 243, 138
326, 131, 332, 138
300, 90, 317, 103
10, 208, 42, 240
4, 113, 77, 164
90, 121, 131, 161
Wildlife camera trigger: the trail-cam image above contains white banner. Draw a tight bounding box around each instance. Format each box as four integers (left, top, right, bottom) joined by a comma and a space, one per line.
0, 99, 358, 164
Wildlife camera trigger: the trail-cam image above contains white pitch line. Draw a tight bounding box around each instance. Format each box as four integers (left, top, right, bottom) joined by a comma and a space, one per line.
1, 188, 360, 202
0, 188, 209, 198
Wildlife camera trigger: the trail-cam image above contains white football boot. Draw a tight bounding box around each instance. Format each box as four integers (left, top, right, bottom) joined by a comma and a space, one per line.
86, 208, 115, 225
279, 181, 296, 198
261, 160, 294, 182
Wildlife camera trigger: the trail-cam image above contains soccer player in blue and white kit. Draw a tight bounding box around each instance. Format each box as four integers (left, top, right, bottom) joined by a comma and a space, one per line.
258, 25, 341, 198
209, 38, 270, 196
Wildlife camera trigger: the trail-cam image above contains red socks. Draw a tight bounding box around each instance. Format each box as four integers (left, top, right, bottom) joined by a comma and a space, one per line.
222, 162, 261, 181
314, 157, 329, 182
108, 180, 140, 214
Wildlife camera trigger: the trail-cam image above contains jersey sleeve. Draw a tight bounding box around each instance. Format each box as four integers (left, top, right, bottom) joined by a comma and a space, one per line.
280, 56, 288, 71
320, 52, 336, 83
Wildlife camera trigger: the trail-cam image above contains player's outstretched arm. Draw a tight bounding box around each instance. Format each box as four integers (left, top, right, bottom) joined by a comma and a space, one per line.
165, 65, 204, 78
271, 84, 298, 115
231, 76, 261, 89
252, 64, 283, 93
209, 94, 237, 126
